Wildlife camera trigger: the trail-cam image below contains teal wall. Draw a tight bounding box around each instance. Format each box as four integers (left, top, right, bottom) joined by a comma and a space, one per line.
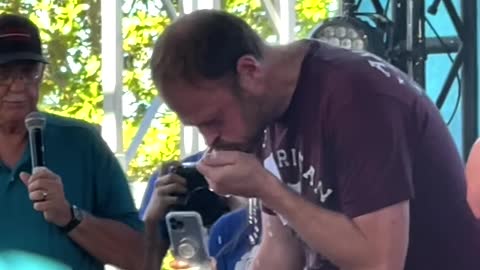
358, 0, 479, 159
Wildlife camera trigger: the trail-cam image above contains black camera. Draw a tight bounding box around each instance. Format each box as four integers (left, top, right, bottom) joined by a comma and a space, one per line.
169, 162, 230, 227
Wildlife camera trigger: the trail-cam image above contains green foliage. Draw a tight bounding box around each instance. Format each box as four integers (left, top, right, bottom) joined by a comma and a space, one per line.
224, 0, 276, 39
296, 0, 338, 37
121, 1, 180, 181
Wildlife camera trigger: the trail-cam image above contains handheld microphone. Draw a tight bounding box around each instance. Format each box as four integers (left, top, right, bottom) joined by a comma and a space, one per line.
25, 112, 47, 172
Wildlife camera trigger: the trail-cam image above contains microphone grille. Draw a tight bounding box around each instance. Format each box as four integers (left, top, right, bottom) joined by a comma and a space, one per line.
25, 111, 46, 130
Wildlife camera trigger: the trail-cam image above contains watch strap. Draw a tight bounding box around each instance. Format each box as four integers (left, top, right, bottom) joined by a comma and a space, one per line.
60, 205, 82, 233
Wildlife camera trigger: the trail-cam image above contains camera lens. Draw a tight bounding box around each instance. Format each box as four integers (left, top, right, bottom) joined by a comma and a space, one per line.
178, 242, 196, 259
169, 218, 184, 230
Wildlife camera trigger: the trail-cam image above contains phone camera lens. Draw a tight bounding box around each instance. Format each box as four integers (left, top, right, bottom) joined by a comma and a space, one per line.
178, 242, 196, 259
170, 218, 184, 230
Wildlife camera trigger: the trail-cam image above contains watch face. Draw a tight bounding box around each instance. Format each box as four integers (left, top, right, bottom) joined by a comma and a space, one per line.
72, 205, 83, 220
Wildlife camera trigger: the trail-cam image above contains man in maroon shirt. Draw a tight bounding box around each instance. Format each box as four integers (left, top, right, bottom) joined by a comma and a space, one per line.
150, 10, 480, 270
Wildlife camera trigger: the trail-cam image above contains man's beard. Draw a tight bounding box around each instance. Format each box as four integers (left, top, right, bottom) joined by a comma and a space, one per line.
214, 84, 270, 153
213, 107, 268, 153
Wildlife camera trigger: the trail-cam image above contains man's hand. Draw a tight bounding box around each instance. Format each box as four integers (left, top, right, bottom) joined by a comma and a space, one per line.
19, 167, 71, 226
144, 161, 188, 223
197, 150, 277, 198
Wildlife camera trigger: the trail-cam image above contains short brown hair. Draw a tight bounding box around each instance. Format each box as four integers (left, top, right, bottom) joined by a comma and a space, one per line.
151, 10, 264, 87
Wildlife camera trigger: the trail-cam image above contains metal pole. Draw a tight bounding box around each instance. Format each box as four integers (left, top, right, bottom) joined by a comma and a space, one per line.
125, 97, 162, 166
425, 36, 461, 54
342, 0, 356, 16
461, 0, 478, 160
406, 0, 426, 88
161, 0, 178, 20
444, 0, 465, 40
370, 0, 385, 15
101, 0, 124, 168
278, 0, 296, 44
261, 0, 282, 38
391, 0, 407, 73
435, 47, 464, 109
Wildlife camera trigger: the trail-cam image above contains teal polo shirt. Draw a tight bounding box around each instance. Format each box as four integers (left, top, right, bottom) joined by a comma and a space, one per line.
0, 113, 143, 270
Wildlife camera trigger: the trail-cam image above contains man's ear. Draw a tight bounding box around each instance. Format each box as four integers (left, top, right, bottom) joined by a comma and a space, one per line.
235, 55, 263, 94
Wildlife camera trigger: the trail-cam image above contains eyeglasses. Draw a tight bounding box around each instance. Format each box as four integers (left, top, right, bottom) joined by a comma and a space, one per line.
0, 63, 44, 86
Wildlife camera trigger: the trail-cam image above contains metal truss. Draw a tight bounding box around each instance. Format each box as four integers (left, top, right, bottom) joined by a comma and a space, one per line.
392, 0, 477, 159
345, 0, 477, 159
101, 0, 125, 168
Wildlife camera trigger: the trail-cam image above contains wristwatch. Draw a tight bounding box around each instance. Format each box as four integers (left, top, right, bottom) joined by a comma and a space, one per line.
60, 205, 84, 233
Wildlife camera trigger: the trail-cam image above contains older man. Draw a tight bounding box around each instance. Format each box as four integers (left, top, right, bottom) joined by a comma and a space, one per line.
150, 10, 480, 270
0, 14, 143, 270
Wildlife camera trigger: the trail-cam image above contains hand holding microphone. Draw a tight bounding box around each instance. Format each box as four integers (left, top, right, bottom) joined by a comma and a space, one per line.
20, 112, 71, 227
20, 167, 71, 226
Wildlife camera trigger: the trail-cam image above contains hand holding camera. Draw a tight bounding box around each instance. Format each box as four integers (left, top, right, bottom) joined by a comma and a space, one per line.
144, 161, 187, 223
169, 162, 230, 227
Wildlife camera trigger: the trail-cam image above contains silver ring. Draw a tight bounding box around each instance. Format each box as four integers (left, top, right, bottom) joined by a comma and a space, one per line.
42, 192, 48, 200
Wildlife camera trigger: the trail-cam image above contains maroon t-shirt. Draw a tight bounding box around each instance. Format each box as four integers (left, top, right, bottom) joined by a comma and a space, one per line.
258, 40, 480, 270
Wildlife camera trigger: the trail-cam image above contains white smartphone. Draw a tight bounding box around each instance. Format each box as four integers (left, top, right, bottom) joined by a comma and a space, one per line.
166, 211, 211, 269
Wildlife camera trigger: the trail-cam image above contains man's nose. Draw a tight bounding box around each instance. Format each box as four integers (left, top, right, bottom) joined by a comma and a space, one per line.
9, 77, 28, 91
